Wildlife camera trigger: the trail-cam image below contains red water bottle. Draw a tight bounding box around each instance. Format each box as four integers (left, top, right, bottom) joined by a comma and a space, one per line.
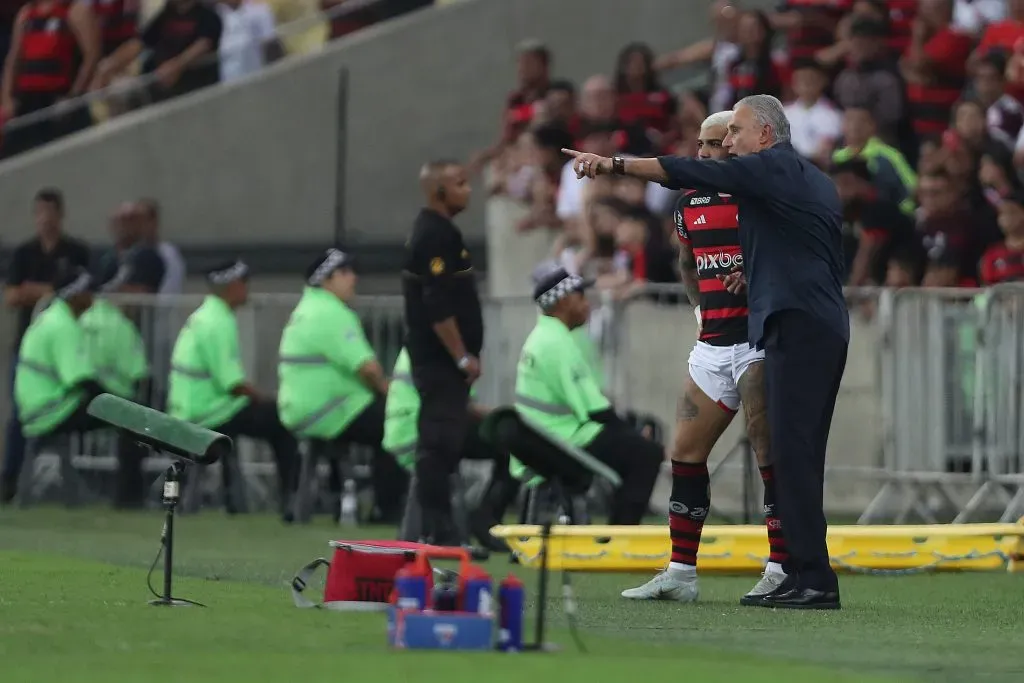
497, 573, 525, 651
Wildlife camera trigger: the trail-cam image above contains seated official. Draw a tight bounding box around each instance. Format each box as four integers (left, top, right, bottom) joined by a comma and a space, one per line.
80, 266, 151, 508
14, 268, 105, 452
384, 347, 516, 550
167, 260, 297, 518
277, 249, 406, 522
515, 267, 662, 525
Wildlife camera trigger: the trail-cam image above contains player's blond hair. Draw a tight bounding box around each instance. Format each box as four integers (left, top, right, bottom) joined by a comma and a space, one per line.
701, 111, 733, 132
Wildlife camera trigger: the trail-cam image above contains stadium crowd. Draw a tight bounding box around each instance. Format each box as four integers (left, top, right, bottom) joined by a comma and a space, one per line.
481, 0, 1024, 295
0, 0, 434, 158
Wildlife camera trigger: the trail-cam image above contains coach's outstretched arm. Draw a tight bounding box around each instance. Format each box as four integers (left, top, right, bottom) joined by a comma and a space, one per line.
561, 149, 771, 199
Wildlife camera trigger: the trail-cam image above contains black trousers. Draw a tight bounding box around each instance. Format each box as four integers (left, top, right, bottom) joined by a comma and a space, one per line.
584, 421, 663, 525
763, 309, 848, 591
318, 396, 408, 521
412, 362, 471, 515
214, 399, 297, 512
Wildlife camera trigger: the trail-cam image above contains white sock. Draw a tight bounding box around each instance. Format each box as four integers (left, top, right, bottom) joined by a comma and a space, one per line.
764, 561, 786, 576
668, 562, 697, 576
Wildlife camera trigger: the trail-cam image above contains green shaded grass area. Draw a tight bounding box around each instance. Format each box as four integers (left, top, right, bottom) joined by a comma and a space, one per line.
1, 508, 1021, 683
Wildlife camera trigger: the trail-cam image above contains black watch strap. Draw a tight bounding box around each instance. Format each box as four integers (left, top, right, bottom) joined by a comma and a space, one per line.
612, 156, 625, 175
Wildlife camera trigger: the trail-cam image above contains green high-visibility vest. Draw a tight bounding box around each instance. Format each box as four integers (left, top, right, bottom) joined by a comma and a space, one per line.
14, 299, 96, 437
167, 295, 249, 429
277, 287, 377, 439
511, 315, 611, 483
80, 299, 148, 399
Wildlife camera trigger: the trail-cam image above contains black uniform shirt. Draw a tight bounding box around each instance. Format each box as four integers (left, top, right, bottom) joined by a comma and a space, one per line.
402, 209, 483, 368
5, 235, 91, 349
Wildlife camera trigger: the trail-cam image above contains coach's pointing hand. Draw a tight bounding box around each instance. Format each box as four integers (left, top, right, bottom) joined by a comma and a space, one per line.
563, 148, 612, 179
718, 266, 747, 295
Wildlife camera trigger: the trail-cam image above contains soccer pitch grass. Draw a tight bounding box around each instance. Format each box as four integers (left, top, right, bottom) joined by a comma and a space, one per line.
1, 509, 1022, 683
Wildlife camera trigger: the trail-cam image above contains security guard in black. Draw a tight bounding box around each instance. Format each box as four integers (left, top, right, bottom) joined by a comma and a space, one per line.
401, 160, 482, 546
402, 211, 483, 369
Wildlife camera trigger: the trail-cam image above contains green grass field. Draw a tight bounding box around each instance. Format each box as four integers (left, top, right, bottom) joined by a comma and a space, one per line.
1, 508, 1022, 683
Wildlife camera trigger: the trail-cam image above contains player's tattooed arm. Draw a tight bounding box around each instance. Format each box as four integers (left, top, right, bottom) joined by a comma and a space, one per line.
678, 241, 700, 306
736, 362, 770, 466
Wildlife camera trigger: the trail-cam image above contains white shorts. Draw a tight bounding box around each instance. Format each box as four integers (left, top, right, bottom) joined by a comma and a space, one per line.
687, 340, 765, 412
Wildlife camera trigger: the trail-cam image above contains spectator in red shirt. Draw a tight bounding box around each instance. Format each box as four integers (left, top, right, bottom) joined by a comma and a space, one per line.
901, 0, 974, 139
614, 42, 675, 139
971, 0, 1024, 100
1, 0, 101, 158
974, 52, 1024, 150
772, 0, 851, 62
725, 10, 785, 107
885, 0, 919, 54
577, 73, 654, 157
815, 0, 892, 71
470, 39, 550, 171
980, 190, 1024, 284
832, 158, 916, 285
916, 168, 992, 282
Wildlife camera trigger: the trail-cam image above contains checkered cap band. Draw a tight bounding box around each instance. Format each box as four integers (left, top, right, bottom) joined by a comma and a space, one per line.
208, 260, 249, 285
308, 249, 349, 286
536, 274, 585, 310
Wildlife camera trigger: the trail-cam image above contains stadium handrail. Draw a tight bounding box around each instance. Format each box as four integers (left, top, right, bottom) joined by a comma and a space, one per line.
0, 0, 393, 134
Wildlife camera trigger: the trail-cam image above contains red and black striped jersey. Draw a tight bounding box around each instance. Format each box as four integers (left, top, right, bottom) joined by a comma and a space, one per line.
674, 190, 748, 347
980, 242, 1024, 285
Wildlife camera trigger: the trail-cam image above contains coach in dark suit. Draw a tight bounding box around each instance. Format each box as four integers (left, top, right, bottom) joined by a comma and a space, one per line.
564, 95, 848, 610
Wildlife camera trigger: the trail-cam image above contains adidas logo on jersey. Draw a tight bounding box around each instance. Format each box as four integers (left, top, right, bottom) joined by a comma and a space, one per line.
692, 215, 707, 226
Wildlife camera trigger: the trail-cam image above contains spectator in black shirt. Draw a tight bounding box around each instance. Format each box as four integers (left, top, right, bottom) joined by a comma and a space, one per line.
1, 188, 90, 503
832, 158, 916, 285
401, 160, 482, 546
93, 0, 222, 101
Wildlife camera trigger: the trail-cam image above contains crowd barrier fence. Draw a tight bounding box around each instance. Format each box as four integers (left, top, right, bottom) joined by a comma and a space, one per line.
10, 285, 1024, 522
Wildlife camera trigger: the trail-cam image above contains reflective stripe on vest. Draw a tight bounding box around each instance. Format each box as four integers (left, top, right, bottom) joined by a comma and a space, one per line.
392, 372, 412, 384
279, 354, 331, 365
16, 0, 78, 94
171, 364, 212, 380
514, 394, 573, 416
291, 395, 347, 433
17, 357, 60, 382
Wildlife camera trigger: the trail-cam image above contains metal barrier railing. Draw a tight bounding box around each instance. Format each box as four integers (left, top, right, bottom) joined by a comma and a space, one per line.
17, 284, 1024, 521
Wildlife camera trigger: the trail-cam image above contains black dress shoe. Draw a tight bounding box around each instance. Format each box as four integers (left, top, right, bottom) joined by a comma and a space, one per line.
761, 586, 841, 610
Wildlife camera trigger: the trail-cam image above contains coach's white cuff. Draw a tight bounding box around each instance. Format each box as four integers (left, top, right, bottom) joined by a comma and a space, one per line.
693, 306, 701, 324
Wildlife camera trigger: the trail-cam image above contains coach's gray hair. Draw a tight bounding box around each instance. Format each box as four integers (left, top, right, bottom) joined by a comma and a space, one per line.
735, 94, 791, 145
701, 111, 733, 131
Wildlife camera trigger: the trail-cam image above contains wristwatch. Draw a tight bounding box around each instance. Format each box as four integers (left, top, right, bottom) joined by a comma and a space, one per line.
457, 355, 472, 371
612, 156, 625, 175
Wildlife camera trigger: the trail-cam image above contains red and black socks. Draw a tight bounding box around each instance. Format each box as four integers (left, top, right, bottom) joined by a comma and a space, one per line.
760, 464, 789, 574
668, 461, 710, 573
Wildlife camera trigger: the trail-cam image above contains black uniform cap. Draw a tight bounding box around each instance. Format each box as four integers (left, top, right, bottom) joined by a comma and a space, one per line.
206, 259, 249, 286
305, 248, 353, 286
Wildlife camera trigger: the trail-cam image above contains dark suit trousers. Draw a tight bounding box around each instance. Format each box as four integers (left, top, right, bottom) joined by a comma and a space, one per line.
763, 309, 848, 591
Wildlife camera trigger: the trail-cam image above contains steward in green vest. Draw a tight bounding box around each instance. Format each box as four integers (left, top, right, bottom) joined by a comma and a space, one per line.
15, 268, 105, 446
277, 248, 407, 523
383, 347, 516, 551
167, 259, 297, 519
832, 111, 917, 216
514, 266, 661, 525
80, 265, 152, 509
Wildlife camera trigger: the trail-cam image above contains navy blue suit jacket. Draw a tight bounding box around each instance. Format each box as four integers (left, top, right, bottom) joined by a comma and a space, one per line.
658, 142, 850, 347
